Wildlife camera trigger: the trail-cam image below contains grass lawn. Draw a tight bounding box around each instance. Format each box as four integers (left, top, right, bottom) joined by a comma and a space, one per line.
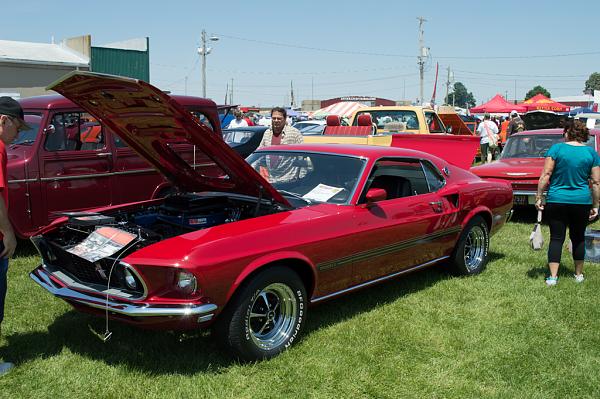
1, 211, 600, 398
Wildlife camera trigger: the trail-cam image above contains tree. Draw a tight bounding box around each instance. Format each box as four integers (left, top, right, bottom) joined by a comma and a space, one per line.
525, 85, 551, 100
584, 72, 600, 93
445, 82, 476, 108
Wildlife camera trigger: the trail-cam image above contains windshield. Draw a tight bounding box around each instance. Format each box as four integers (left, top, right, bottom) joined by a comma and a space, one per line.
299, 124, 326, 135
501, 134, 596, 159
246, 151, 365, 205
353, 110, 419, 130
12, 113, 43, 145
222, 129, 257, 146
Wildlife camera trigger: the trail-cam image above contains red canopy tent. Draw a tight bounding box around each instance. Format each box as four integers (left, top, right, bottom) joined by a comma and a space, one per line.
520, 94, 570, 112
470, 94, 526, 114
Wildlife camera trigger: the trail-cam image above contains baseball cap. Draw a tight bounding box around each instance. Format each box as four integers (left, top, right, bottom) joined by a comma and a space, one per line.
510, 110, 518, 116
0, 96, 31, 130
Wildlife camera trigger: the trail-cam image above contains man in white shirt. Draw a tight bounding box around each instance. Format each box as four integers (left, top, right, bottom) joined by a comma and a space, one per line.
476, 113, 499, 163
227, 110, 249, 129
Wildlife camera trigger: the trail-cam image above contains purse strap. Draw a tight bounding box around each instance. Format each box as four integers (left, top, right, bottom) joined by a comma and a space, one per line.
483, 122, 495, 141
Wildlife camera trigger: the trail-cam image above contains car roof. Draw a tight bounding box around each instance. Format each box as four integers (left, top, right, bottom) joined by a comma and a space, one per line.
512, 128, 600, 136
257, 143, 441, 160
19, 94, 214, 110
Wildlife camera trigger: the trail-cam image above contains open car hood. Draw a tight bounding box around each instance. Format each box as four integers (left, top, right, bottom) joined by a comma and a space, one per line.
48, 72, 288, 207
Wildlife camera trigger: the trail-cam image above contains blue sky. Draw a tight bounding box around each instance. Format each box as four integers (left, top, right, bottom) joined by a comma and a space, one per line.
6, 0, 600, 107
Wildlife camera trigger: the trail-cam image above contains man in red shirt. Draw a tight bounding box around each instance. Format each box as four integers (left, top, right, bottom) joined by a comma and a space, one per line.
0, 96, 28, 376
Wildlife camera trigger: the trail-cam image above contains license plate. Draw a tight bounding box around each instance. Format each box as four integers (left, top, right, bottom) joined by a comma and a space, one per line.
514, 195, 528, 206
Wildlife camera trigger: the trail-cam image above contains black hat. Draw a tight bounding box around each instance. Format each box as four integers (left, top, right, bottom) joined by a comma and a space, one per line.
0, 96, 31, 130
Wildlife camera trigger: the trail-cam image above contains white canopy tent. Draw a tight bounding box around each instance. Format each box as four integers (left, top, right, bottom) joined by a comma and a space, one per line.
310, 101, 367, 119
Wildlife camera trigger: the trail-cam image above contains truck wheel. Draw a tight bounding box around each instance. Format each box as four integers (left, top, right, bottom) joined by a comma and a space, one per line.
450, 215, 489, 275
213, 267, 307, 361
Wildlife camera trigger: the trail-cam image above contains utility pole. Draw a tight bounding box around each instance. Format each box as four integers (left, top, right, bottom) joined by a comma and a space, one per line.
290, 80, 295, 108
445, 66, 451, 105
417, 17, 428, 105
198, 30, 219, 98
229, 78, 234, 105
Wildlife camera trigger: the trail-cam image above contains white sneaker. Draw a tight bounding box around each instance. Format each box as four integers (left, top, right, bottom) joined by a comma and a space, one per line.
0, 362, 14, 376
545, 276, 558, 286
574, 274, 585, 283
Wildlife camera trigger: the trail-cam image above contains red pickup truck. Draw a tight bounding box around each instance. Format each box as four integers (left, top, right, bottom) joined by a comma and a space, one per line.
10, 94, 223, 238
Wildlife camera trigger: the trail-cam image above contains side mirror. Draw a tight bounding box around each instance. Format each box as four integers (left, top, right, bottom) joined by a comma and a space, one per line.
365, 188, 386, 206
445, 125, 453, 134
44, 124, 55, 135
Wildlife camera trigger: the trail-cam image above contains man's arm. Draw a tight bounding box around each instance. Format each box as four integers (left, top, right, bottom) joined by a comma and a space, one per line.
258, 129, 271, 149
0, 196, 16, 258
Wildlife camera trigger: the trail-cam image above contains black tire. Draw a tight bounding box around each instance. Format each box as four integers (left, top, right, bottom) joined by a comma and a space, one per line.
213, 267, 307, 361
450, 215, 489, 275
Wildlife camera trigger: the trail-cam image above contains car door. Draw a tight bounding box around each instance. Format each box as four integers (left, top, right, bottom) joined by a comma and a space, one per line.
40, 111, 113, 220
350, 158, 460, 284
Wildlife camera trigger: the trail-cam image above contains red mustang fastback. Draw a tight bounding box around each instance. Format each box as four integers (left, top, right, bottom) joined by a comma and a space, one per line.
30, 72, 513, 360
471, 129, 600, 206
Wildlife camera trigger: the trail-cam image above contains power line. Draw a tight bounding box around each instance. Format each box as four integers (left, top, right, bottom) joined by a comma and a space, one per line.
214, 32, 600, 60
450, 68, 589, 78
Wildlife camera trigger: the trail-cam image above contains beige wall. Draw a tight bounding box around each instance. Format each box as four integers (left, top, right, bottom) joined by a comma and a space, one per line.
63, 35, 91, 58
0, 62, 89, 98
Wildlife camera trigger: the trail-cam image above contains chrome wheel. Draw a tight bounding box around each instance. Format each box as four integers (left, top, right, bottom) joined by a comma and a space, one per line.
248, 283, 298, 351
463, 225, 487, 272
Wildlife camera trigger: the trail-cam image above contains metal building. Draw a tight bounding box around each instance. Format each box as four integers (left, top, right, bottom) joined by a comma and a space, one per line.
0, 35, 149, 98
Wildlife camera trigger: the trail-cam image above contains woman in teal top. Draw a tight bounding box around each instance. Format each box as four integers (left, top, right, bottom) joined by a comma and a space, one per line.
536, 120, 600, 286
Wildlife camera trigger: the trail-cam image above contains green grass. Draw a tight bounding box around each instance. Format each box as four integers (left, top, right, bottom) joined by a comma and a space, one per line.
2, 212, 600, 398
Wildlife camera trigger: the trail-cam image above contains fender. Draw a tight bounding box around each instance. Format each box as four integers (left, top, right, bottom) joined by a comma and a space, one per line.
225, 251, 317, 303
461, 205, 493, 230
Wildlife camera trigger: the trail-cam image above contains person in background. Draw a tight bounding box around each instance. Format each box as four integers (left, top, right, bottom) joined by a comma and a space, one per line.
507, 110, 525, 137
476, 113, 499, 163
536, 120, 600, 286
244, 113, 255, 126
0, 97, 26, 376
258, 107, 303, 148
227, 110, 249, 129
500, 116, 510, 145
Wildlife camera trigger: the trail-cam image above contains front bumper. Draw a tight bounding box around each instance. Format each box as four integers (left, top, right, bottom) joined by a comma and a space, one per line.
30, 265, 218, 321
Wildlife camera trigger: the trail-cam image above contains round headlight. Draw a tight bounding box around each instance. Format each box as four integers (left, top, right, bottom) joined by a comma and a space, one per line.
176, 270, 197, 295
123, 268, 138, 290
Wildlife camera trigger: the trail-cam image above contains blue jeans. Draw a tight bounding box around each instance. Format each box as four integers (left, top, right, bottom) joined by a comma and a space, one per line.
0, 243, 7, 325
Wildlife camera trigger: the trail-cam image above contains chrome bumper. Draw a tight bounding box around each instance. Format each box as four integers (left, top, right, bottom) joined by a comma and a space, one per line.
30, 265, 218, 319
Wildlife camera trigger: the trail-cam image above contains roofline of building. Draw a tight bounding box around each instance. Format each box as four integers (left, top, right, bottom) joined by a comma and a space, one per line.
0, 58, 89, 68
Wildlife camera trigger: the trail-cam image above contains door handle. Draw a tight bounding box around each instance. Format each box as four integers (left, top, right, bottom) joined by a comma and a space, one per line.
429, 201, 443, 213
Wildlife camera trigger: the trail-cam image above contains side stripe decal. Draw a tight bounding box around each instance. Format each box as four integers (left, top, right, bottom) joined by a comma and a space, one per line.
317, 226, 461, 271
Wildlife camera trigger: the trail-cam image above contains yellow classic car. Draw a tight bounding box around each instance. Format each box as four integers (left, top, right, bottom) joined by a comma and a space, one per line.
303, 106, 451, 145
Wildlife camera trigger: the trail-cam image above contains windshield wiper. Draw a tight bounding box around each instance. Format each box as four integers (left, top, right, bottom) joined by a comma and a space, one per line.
277, 190, 313, 205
